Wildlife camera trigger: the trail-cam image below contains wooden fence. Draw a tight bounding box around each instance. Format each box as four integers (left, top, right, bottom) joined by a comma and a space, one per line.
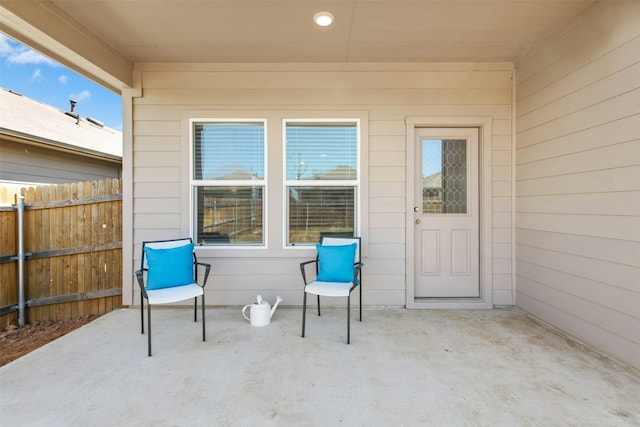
0, 179, 122, 328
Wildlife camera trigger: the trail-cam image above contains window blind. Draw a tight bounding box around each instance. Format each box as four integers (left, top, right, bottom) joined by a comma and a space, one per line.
285, 122, 357, 181
194, 122, 264, 180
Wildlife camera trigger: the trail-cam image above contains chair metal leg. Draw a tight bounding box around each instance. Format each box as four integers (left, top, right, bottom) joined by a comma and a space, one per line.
140, 293, 144, 334
194, 298, 198, 322
201, 293, 206, 341
317, 295, 321, 316
359, 285, 362, 322
347, 294, 351, 344
302, 291, 307, 338
147, 302, 152, 357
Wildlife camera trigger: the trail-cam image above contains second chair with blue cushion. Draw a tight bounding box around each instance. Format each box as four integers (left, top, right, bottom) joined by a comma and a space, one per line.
300, 236, 363, 344
135, 238, 211, 356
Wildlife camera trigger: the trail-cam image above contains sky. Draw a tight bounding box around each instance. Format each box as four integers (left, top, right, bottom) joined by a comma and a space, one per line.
0, 34, 122, 131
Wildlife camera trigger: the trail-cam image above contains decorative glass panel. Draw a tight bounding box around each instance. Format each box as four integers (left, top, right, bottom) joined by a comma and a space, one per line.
422, 139, 467, 214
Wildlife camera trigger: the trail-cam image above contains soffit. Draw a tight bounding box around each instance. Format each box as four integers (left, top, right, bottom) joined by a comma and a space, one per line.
51, 0, 594, 63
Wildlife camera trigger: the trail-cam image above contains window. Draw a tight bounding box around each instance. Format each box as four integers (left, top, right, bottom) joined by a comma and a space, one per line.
191, 121, 265, 245
422, 138, 468, 214
284, 120, 359, 245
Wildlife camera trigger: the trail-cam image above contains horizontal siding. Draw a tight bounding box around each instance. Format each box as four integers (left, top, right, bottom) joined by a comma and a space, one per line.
518, 277, 640, 348
515, 1, 640, 369
134, 135, 181, 151
517, 115, 640, 163
516, 1, 640, 94
516, 261, 640, 318
133, 198, 181, 214
132, 103, 515, 122
516, 292, 640, 370
369, 151, 405, 168
517, 228, 639, 267
133, 89, 512, 107
516, 165, 640, 196
369, 182, 404, 198
516, 89, 639, 147
0, 139, 120, 184
517, 192, 640, 216
130, 62, 513, 309
517, 140, 640, 180
134, 166, 181, 182
517, 62, 640, 131
516, 244, 638, 292
368, 104, 512, 121
142, 70, 513, 90
133, 182, 182, 198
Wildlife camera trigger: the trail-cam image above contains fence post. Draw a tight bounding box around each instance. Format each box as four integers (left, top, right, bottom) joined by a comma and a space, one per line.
16, 194, 26, 327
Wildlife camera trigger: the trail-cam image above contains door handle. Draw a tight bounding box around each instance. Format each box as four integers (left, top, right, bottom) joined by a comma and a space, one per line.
414, 219, 421, 224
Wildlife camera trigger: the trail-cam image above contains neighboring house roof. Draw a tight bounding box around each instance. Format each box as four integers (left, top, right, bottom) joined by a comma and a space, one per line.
0, 88, 122, 160
315, 165, 357, 180
215, 170, 261, 180
423, 172, 442, 188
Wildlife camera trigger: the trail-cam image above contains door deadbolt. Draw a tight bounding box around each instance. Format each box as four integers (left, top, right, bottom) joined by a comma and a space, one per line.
413, 206, 419, 212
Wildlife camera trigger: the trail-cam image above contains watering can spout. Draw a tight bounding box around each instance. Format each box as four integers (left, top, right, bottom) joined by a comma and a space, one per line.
270, 296, 283, 318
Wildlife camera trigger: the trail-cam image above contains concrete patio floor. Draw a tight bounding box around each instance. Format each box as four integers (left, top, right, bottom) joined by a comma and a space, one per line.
1, 307, 638, 426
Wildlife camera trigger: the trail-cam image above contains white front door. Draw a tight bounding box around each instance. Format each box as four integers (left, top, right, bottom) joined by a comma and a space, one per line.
414, 128, 480, 298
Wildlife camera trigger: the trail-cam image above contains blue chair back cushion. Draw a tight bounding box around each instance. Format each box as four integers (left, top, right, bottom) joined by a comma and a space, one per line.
143, 243, 195, 290
316, 243, 357, 282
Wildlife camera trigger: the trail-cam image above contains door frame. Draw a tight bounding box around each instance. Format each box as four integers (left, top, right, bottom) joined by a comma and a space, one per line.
405, 117, 493, 309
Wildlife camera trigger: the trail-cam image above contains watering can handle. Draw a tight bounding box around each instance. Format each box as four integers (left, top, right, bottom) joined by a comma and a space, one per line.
242, 304, 251, 321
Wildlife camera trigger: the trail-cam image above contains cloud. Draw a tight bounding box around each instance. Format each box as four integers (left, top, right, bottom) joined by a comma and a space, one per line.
69, 89, 91, 102
0, 35, 12, 55
59, 75, 69, 84
30, 68, 43, 82
8, 49, 56, 66
0, 34, 58, 66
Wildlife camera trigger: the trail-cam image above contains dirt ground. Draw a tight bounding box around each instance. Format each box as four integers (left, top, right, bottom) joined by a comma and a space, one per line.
0, 316, 98, 367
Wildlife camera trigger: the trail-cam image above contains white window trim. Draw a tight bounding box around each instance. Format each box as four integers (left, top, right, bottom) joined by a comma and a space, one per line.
282, 118, 362, 248
189, 118, 268, 249
182, 110, 368, 258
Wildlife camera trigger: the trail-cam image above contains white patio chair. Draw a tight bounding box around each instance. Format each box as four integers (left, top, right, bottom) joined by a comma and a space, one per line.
135, 238, 211, 356
300, 236, 363, 344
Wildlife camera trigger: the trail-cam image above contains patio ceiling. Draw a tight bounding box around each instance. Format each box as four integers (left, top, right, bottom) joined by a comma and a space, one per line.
0, 0, 595, 90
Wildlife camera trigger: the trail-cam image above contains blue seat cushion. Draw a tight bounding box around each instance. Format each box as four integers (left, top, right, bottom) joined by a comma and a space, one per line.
316, 243, 357, 282
144, 243, 195, 290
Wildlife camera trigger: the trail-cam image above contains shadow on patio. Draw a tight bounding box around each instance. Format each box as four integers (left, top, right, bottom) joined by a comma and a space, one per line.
1, 307, 638, 426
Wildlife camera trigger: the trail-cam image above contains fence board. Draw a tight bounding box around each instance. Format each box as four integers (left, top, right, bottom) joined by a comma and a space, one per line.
39, 184, 49, 321
0, 179, 122, 328
92, 180, 100, 316
76, 182, 90, 316
0, 202, 17, 325
26, 185, 38, 321
56, 183, 66, 320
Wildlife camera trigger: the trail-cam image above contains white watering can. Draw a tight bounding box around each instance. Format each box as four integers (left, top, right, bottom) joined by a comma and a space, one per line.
242, 295, 283, 327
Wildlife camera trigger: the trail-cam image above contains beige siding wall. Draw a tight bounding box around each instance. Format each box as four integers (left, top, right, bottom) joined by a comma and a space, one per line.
128, 63, 513, 307
514, 1, 640, 369
0, 138, 121, 184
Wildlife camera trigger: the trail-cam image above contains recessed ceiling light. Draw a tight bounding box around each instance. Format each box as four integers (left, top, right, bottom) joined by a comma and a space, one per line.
313, 11, 334, 27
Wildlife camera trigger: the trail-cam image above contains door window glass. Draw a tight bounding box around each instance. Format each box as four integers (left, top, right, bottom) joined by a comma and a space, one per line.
422, 139, 467, 214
